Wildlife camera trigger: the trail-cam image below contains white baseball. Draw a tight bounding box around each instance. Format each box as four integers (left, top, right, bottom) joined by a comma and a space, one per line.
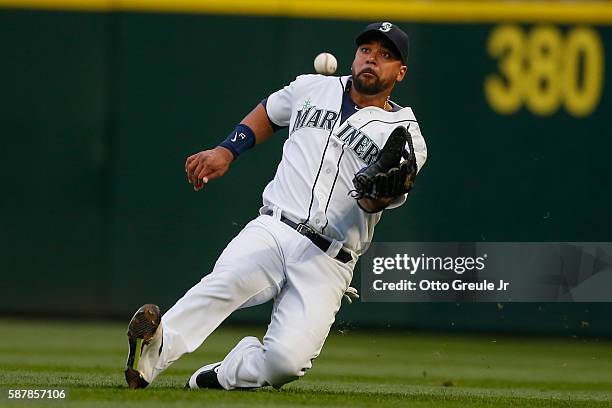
314, 52, 337, 75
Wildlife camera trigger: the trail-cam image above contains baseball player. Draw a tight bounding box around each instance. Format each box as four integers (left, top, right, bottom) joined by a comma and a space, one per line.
124, 21, 427, 391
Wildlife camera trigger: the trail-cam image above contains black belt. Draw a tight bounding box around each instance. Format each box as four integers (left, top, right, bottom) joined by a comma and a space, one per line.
264, 212, 352, 263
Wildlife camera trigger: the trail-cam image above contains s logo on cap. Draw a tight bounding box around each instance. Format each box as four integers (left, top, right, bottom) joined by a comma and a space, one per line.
379, 22, 393, 32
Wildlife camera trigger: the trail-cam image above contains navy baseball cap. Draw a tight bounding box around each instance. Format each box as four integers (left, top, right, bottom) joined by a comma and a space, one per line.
355, 22, 409, 64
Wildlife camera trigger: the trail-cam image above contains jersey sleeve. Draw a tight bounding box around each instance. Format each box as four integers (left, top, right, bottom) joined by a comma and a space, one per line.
387, 121, 428, 210
265, 76, 299, 127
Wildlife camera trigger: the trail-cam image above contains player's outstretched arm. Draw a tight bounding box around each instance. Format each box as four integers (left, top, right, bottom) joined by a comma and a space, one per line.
185, 104, 275, 191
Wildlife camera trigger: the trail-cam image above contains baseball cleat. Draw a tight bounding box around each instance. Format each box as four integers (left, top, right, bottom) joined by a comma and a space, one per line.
125, 303, 161, 389
186, 362, 223, 389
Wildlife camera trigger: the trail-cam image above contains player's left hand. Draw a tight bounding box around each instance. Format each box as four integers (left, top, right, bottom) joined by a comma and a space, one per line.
351, 126, 418, 199
343, 287, 360, 304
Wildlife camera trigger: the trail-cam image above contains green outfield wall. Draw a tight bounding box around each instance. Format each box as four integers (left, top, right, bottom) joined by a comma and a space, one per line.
1, 3, 611, 335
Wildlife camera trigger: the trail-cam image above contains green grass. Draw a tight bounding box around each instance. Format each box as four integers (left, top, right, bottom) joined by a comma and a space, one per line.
1, 319, 611, 407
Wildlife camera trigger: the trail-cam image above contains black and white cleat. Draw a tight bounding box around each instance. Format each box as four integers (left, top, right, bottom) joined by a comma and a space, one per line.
186, 362, 223, 389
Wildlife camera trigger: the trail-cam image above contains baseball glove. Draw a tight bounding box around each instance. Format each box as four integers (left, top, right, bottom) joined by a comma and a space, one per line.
351, 126, 418, 199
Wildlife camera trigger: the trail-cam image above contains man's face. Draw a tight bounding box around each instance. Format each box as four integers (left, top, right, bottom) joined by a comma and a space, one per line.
351, 37, 407, 95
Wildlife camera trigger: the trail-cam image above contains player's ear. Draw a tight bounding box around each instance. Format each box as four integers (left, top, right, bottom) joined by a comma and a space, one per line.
396, 65, 407, 82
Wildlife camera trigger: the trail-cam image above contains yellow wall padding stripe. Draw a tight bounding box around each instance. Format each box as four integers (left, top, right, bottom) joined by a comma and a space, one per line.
1, 0, 612, 24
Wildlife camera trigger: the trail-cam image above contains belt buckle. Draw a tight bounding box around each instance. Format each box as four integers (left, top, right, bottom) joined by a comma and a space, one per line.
296, 223, 315, 236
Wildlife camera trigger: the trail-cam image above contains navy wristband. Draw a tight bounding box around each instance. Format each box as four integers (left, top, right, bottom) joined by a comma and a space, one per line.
218, 124, 256, 158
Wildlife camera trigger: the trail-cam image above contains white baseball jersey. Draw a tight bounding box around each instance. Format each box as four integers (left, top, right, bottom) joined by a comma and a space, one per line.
262, 74, 427, 255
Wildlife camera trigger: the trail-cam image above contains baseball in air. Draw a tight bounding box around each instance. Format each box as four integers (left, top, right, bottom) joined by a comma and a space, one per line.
314, 52, 337, 75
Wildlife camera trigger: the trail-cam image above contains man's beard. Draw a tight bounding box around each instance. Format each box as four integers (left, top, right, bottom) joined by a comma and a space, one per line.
351, 66, 391, 95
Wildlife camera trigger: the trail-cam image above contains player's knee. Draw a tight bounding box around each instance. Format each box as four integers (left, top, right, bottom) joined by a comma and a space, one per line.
262, 344, 311, 388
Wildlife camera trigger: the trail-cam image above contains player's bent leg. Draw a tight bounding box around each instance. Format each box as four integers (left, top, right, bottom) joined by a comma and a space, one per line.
213, 336, 266, 389
213, 235, 354, 390
212, 313, 332, 390
261, 335, 313, 388
190, 331, 316, 390
206, 335, 308, 390
260, 237, 354, 388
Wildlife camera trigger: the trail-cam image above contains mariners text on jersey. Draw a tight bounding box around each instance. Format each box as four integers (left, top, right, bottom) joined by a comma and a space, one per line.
291, 105, 380, 165
334, 122, 380, 165
291, 105, 339, 135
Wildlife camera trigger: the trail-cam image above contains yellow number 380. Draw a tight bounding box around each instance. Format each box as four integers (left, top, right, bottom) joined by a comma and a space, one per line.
485, 25, 604, 117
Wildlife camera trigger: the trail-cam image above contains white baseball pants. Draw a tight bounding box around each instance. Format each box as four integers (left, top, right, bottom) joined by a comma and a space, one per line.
137, 209, 354, 389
